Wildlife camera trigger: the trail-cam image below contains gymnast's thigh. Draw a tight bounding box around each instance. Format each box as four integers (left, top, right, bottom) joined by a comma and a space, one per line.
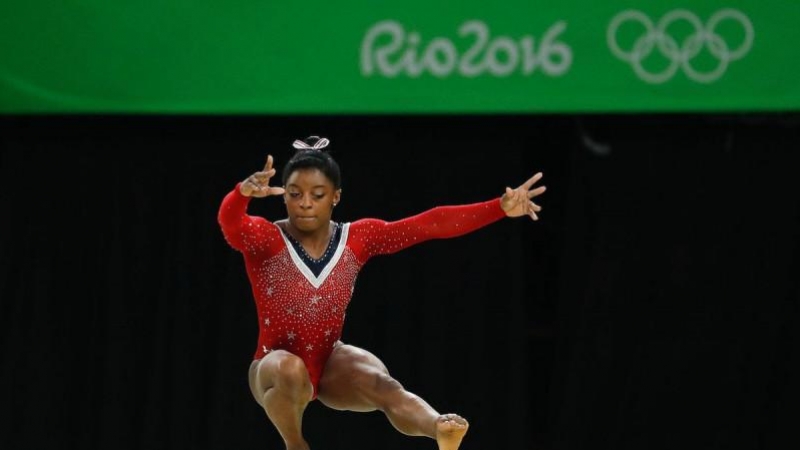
248, 350, 310, 407
317, 342, 394, 412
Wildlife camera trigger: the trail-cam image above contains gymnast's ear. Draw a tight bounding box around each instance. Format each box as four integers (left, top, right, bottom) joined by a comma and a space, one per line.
333, 189, 342, 207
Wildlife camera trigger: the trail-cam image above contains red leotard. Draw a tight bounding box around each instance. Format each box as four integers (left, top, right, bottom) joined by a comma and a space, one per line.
218, 185, 505, 399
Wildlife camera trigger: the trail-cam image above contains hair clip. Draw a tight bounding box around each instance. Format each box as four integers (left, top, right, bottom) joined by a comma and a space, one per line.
292, 136, 330, 151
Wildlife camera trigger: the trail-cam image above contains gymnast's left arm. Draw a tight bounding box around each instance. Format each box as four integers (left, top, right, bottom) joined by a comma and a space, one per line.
349, 171, 546, 259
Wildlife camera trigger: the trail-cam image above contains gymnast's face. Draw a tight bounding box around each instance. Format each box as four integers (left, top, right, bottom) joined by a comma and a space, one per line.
284, 168, 341, 233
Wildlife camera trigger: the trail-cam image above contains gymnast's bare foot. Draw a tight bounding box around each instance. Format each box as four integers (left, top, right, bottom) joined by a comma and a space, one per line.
435, 414, 469, 450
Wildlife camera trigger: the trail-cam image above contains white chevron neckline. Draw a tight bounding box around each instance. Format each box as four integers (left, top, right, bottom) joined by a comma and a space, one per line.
279, 223, 350, 289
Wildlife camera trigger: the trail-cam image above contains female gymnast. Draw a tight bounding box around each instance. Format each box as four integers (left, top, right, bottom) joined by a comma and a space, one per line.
217, 136, 546, 450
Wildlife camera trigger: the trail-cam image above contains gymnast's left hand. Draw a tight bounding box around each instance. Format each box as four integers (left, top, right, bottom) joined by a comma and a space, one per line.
500, 172, 546, 221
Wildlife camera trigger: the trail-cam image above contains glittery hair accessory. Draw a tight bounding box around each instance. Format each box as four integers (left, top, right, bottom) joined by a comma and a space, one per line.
292, 136, 330, 151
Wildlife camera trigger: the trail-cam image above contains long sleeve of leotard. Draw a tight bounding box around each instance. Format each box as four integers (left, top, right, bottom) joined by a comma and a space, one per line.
348, 198, 506, 263
217, 183, 282, 257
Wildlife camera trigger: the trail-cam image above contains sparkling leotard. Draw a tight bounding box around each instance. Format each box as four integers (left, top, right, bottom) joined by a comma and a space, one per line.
218, 185, 506, 398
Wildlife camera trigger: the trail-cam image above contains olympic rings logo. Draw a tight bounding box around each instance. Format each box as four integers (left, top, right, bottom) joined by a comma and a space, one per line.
607, 9, 754, 84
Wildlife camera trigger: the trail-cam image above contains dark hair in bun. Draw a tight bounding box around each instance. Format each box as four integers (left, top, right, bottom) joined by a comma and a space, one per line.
281, 136, 341, 189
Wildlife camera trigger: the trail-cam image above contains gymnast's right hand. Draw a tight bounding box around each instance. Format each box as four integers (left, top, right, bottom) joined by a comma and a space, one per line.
239, 155, 286, 198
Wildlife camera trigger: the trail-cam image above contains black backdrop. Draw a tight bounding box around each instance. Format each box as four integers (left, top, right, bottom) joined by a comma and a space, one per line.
1, 113, 798, 450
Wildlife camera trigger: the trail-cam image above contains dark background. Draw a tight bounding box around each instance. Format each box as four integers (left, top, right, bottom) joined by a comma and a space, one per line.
1, 113, 798, 450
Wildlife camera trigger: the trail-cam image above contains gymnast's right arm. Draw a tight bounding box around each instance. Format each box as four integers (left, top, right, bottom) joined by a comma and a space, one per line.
218, 155, 286, 254
218, 183, 257, 252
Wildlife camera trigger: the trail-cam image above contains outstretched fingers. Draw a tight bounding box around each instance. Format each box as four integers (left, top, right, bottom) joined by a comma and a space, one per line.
261, 155, 284, 195
268, 185, 286, 195
501, 172, 546, 221
264, 154, 274, 173
522, 173, 545, 220
241, 154, 285, 197
528, 185, 546, 199
528, 201, 539, 221
520, 172, 543, 190
255, 155, 277, 182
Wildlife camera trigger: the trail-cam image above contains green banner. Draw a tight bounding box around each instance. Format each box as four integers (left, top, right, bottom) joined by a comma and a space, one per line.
1, 1, 797, 113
